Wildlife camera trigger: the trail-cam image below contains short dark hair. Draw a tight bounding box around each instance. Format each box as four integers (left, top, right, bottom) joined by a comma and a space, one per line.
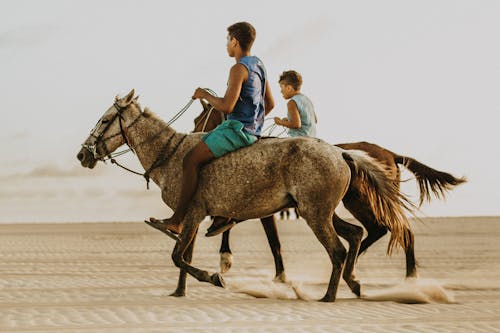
227, 22, 256, 52
279, 70, 303, 90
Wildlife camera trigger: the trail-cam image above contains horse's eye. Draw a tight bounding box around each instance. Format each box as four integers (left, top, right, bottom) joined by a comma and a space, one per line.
101, 119, 109, 124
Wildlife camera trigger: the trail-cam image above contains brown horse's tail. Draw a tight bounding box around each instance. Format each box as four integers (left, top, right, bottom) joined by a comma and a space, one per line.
342, 151, 415, 254
393, 154, 467, 207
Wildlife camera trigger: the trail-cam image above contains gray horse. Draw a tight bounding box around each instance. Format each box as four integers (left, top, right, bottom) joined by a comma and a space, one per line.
77, 90, 413, 301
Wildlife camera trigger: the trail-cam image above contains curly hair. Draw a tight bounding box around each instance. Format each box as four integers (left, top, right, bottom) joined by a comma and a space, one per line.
279, 70, 302, 90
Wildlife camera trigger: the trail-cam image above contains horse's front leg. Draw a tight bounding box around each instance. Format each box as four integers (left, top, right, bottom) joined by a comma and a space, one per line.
171, 229, 197, 297
260, 215, 287, 282
219, 229, 233, 274
171, 216, 225, 290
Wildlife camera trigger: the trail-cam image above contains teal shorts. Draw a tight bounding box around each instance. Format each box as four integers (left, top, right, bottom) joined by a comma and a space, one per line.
202, 119, 257, 158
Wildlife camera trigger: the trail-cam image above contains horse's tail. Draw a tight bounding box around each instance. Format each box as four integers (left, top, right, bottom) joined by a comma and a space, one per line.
393, 154, 467, 207
342, 150, 415, 254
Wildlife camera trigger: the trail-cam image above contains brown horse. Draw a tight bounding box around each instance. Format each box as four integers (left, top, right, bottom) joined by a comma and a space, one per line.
194, 100, 466, 285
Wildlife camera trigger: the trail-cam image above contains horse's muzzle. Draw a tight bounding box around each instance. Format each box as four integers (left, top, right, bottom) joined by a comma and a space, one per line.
77, 146, 98, 169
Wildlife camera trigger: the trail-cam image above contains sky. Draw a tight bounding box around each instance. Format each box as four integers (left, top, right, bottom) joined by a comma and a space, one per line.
1, 0, 499, 222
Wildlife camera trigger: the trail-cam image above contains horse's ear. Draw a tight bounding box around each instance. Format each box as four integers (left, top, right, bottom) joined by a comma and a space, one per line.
133, 95, 139, 102
124, 89, 135, 104
199, 99, 209, 111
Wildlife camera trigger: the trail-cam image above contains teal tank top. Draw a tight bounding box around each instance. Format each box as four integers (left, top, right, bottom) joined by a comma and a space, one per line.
288, 93, 316, 137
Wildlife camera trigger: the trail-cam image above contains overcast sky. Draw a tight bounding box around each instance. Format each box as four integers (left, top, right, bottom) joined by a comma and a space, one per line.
1, 0, 499, 222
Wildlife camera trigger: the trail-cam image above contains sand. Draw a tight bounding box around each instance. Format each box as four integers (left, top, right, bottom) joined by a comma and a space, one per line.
1, 216, 499, 332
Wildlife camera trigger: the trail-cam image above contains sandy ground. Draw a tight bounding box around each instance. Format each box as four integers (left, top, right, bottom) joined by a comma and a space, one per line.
1, 216, 499, 332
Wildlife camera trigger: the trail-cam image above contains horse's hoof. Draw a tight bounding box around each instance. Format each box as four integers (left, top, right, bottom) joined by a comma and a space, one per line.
211, 273, 226, 288
318, 295, 335, 302
348, 280, 361, 297
353, 284, 361, 297
273, 272, 288, 283
220, 252, 233, 274
169, 290, 185, 297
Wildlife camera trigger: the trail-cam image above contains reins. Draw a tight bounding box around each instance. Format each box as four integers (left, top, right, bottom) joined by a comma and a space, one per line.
194, 106, 217, 132
261, 118, 287, 137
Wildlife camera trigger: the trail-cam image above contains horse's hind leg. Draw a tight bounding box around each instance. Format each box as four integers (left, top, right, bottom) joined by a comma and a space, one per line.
359, 223, 388, 255
332, 214, 363, 296
361, 221, 417, 278
301, 210, 346, 302
260, 215, 286, 282
404, 228, 417, 278
343, 199, 387, 256
345, 199, 417, 278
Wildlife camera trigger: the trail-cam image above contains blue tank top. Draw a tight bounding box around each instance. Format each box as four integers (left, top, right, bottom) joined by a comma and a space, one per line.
288, 93, 317, 137
227, 56, 267, 136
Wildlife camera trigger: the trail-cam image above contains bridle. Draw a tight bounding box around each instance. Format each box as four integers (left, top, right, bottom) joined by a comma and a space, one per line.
82, 101, 142, 161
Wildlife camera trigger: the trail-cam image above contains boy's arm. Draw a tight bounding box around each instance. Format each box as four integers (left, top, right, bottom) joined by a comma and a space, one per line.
274, 100, 301, 129
264, 80, 275, 115
192, 64, 248, 114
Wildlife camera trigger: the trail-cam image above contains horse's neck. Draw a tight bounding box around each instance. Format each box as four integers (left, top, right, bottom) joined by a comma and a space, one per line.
126, 111, 180, 173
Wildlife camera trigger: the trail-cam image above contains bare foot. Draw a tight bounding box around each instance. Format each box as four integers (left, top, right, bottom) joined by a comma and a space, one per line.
144, 218, 182, 241
148, 217, 182, 234
205, 217, 236, 237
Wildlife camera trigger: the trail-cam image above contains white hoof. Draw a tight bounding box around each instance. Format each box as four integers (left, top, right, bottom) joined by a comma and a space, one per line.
220, 252, 233, 274
273, 272, 288, 283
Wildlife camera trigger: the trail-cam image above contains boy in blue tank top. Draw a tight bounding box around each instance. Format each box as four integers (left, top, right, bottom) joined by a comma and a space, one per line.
274, 70, 317, 137
148, 22, 275, 240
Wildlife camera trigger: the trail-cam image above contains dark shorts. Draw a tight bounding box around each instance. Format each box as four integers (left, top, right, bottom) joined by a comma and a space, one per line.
202, 120, 257, 158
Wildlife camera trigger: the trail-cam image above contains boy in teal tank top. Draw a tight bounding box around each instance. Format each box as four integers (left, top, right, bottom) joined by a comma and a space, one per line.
274, 70, 317, 137
147, 22, 275, 240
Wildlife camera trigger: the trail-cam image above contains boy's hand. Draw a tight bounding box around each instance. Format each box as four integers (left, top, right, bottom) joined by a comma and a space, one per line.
274, 117, 285, 126
192, 88, 207, 100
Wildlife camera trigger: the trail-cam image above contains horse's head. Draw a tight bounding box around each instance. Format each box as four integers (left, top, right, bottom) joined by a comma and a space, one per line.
193, 99, 225, 133
77, 89, 142, 169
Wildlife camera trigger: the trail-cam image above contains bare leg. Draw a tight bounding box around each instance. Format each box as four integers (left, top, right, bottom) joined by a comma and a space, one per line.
149, 142, 214, 234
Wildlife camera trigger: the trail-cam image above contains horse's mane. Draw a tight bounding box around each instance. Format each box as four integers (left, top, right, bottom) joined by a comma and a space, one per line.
142, 106, 169, 128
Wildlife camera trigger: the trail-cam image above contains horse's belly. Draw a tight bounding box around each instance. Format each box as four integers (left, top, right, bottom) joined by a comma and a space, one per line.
201, 181, 289, 219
